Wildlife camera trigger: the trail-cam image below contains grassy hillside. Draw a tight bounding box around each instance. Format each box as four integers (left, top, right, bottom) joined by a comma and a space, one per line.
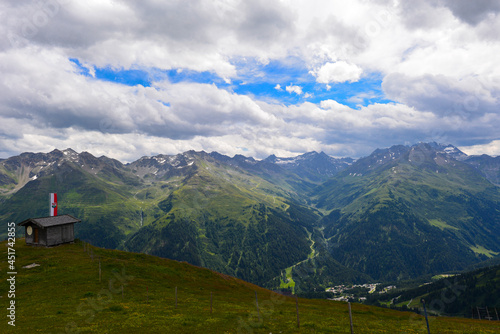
1, 240, 500, 333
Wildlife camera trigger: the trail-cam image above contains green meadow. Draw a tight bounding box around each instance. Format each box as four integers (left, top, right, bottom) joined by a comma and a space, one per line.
1, 239, 499, 333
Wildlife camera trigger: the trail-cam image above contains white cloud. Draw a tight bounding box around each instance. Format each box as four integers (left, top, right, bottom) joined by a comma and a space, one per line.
0, 0, 500, 160
383, 73, 500, 116
347, 92, 379, 105
460, 140, 500, 157
311, 61, 363, 84
285, 84, 303, 95
437, 0, 500, 26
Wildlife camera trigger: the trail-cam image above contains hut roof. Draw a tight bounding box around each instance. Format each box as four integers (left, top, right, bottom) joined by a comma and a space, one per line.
18, 214, 81, 228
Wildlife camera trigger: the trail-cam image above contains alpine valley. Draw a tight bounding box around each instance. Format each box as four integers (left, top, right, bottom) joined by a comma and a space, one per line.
1, 143, 500, 292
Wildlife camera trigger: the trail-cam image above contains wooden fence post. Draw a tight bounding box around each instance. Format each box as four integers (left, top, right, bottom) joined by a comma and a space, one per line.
295, 295, 300, 329
348, 302, 354, 334
422, 299, 431, 334
255, 291, 261, 322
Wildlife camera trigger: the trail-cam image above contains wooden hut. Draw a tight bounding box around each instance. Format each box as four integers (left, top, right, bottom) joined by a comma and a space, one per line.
18, 214, 81, 247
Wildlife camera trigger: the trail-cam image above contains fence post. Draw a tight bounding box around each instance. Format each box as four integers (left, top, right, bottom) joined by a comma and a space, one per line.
422, 299, 431, 334
486, 306, 492, 320
495, 307, 499, 321
210, 292, 213, 314
255, 291, 261, 322
295, 295, 300, 329
477, 306, 481, 320
348, 302, 354, 334
175, 287, 178, 309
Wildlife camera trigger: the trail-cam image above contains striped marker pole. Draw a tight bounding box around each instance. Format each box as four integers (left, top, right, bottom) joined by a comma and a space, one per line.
50, 193, 57, 216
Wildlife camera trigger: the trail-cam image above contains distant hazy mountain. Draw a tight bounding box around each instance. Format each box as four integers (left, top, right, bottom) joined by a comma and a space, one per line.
208, 151, 353, 197
464, 154, 500, 186
1, 143, 499, 290
264, 151, 354, 182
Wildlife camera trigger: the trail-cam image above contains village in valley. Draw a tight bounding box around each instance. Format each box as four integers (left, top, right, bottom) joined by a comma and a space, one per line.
326, 283, 397, 302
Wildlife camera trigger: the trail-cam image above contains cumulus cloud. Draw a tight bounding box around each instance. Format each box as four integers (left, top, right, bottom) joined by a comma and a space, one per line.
1, 0, 500, 160
439, 0, 500, 25
460, 140, 500, 157
286, 84, 303, 95
347, 92, 379, 105
311, 61, 363, 84
0, 48, 280, 139
383, 73, 499, 117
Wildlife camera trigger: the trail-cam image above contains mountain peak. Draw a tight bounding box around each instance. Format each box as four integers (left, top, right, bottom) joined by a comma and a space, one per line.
47, 148, 64, 157
62, 148, 78, 155
262, 151, 353, 181
264, 154, 277, 161
302, 151, 320, 157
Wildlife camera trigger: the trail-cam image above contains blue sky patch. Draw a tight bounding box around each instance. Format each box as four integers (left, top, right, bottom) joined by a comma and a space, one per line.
70, 58, 152, 87
228, 58, 393, 108
95, 67, 151, 87
69, 57, 392, 108
70, 58, 91, 76
158, 68, 227, 85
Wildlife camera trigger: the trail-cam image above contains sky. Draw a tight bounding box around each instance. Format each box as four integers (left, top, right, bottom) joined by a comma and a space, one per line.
1, 0, 499, 162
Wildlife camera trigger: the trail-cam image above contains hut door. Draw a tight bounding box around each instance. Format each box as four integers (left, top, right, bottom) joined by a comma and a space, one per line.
34, 228, 39, 243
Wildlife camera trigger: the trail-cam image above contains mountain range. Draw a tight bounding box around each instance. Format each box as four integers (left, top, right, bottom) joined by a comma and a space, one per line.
1, 142, 499, 291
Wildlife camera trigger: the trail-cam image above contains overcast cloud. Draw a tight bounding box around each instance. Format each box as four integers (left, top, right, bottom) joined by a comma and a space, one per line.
0, 0, 499, 161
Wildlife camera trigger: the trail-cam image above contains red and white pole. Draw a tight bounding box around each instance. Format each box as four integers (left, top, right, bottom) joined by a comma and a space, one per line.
50, 193, 57, 216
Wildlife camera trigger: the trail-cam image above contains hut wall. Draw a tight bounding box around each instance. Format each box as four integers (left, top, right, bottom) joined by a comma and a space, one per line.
61, 224, 74, 243
46, 224, 74, 246
38, 227, 47, 246
47, 225, 62, 246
